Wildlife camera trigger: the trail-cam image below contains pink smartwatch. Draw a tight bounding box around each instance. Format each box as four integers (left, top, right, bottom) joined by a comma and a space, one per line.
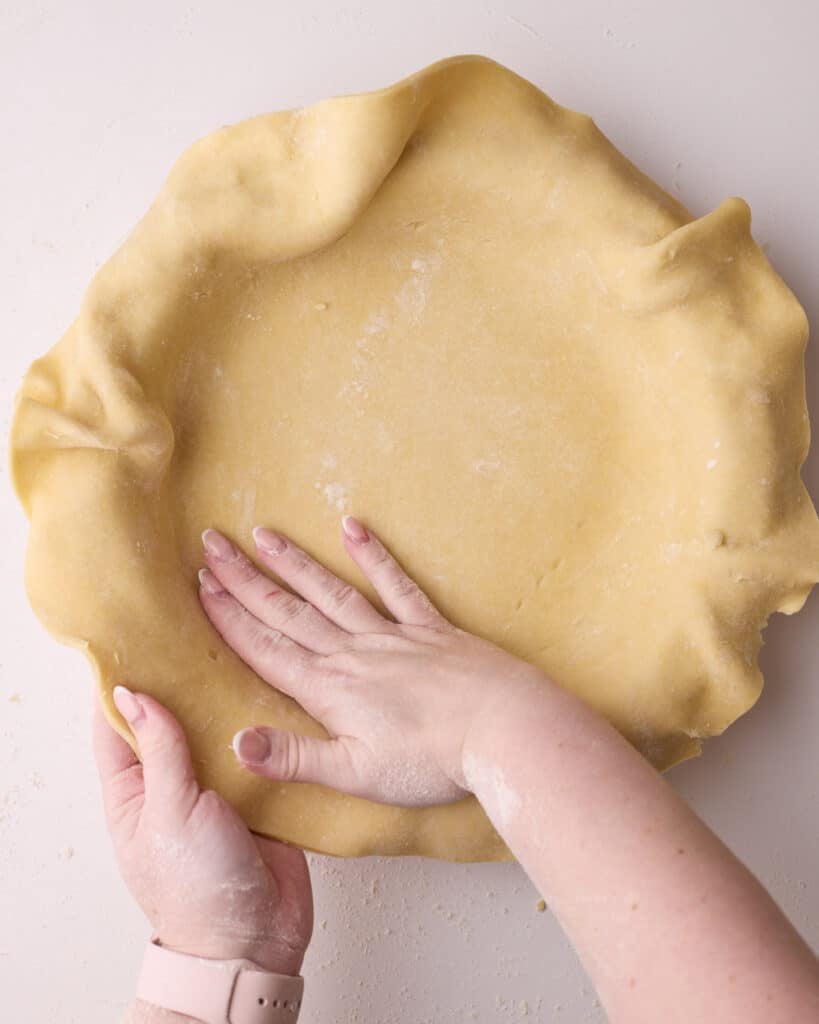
136, 938, 305, 1023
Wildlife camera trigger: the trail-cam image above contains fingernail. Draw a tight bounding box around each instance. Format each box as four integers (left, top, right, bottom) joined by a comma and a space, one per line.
342, 515, 369, 545
198, 568, 225, 595
233, 728, 271, 765
253, 526, 287, 556
202, 528, 238, 561
113, 685, 145, 726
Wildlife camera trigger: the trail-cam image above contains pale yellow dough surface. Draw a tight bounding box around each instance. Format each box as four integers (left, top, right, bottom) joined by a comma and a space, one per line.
11, 56, 819, 861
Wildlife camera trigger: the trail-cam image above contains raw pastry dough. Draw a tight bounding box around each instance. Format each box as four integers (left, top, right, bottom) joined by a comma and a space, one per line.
11, 56, 819, 861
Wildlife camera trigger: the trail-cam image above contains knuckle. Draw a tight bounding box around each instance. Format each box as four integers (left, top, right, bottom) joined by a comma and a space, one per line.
290, 553, 313, 576
145, 731, 179, 760
272, 732, 302, 781
264, 588, 307, 623
223, 601, 250, 629
391, 574, 420, 600
328, 582, 357, 610
372, 631, 409, 654
322, 648, 361, 679
368, 544, 392, 570
137, 710, 180, 751
304, 688, 333, 721
230, 557, 261, 586
254, 626, 284, 654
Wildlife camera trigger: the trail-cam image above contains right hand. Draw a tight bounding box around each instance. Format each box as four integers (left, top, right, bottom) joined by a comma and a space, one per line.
197, 515, 544, 806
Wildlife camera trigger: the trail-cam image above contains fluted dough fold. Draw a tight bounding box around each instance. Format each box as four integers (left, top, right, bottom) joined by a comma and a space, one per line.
11, 56, 819, 860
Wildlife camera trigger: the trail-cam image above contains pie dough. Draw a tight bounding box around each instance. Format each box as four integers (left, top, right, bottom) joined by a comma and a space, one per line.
11, 56, 819, 861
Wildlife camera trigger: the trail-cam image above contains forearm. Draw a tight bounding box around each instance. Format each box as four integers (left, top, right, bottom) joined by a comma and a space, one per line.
462, 675, 819, 1024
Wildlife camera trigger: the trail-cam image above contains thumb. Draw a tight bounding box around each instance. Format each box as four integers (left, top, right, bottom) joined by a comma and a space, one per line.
92, 695, 144, 838
113, 686, 199, 819
233, 726, 360, 792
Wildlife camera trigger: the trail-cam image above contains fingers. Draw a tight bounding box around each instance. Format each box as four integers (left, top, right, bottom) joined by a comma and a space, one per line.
198, 581, 318, 705
200, 519, 446, 644
202, 530, 347, 654
340, 516, 449, 628
251, 527, 387, 633
92, 696, 144, 835
233, 726, 365, 794
112, 687, 199, 820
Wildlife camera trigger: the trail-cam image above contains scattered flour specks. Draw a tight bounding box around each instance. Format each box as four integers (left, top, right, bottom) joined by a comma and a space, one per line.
396, 251, 443, 322
462, 750, 522, 829
362, 310, 390, 336
493, 766, 522, 827
314, 480, 349, 513
314, 454, 349, 511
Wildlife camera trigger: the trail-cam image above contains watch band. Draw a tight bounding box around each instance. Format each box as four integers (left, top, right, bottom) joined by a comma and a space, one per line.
136, 938, 304, 1023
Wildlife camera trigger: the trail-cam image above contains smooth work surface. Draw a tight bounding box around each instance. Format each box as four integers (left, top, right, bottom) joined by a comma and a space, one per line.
1, 2, 817, 1021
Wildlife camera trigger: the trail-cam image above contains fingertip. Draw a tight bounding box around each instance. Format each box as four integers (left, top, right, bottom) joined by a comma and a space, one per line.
113, 684, 146, 726
198, 567, 225, 595
341, 515, 369, 546
253, 526, 287, 556
233, 727, 271, 766
202, 528, 239, 561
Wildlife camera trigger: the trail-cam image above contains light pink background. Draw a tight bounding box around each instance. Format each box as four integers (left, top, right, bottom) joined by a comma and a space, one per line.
1, 3, 817, 1021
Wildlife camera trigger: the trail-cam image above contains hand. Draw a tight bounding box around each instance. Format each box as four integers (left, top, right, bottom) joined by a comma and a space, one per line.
92, 691, 313, 975
197, 515, 544, 806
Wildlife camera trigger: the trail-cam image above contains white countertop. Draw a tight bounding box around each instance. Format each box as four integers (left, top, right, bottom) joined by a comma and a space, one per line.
1, 2, 817, 1021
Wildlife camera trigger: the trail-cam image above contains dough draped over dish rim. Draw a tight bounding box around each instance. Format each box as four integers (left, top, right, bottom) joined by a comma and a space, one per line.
10, 55, 819, 861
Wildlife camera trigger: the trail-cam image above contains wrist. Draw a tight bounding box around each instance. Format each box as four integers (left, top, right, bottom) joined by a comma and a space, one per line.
133, 939, 306, 1024
155, 934, 304, 977
459, 669, 554, 790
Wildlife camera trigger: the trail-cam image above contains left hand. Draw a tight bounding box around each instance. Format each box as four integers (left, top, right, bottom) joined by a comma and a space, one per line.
92, 689, 313, 975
